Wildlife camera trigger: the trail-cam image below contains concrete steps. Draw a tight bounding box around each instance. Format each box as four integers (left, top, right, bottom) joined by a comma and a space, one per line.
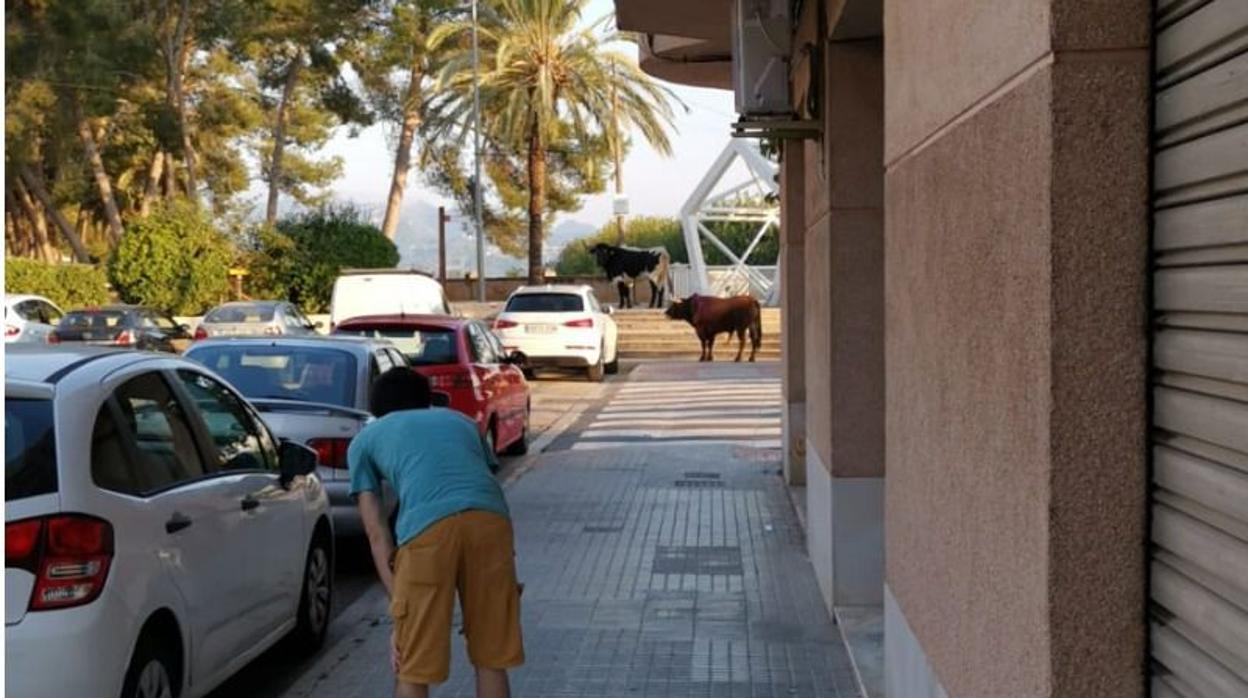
613, 308, 782, 359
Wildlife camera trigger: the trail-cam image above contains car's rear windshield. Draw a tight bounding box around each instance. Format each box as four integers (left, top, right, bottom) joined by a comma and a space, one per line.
505, 293, 584, 313
337, 325, 458, 366
60, 310, 127, 329
6, 398, 57, 501
186, 346, 357, 408
205, 303, 276, 323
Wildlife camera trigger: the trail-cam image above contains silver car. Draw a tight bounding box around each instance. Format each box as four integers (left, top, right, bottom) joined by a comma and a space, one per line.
195, 301, 320, 340
184, 336, 405, 536
5, 294, 64, 344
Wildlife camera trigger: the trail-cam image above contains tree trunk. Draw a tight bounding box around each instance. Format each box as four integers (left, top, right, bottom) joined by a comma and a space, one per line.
526, 121, 546, 284
18, 166, 91, 262
163, 152, 176, 199
381, 65, 423, 241
164, 0, 197, 204
76, 113, 125, 242
141, 151, 165, 216
12, 177, 57, 261
265, 53, 303, 226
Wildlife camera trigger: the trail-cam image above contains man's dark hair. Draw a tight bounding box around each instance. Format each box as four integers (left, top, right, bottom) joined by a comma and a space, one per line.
370, 367, 431, 417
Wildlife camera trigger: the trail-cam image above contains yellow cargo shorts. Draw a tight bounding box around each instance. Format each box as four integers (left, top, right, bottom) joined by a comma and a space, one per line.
389, 510, 525, 685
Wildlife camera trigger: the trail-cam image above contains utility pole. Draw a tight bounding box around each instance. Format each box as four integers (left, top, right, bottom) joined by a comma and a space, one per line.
471, 0, 486, 302
611, 63, 625, 246
437, 206, 449, 287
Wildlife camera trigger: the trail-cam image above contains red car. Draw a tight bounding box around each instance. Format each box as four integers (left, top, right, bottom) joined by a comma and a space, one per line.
334, 315, 530, 455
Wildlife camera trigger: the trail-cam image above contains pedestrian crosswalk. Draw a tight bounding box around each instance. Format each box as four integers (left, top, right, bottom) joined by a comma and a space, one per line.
569, 378, 783, 451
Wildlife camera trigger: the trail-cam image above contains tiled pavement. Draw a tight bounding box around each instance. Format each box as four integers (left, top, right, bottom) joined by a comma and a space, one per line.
285, 362, 860, 698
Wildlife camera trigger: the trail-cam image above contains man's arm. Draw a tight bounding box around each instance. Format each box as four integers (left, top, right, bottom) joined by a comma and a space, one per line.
357, 491, 395, 597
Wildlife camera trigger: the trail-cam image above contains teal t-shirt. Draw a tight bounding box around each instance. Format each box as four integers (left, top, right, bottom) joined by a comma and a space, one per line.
347, 407, 508, 547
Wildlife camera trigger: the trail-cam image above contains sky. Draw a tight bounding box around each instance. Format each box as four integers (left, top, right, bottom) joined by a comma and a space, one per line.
306, 0, 741, 271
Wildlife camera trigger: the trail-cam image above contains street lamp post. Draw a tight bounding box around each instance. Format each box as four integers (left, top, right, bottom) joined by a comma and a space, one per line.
471, 0, 485, 302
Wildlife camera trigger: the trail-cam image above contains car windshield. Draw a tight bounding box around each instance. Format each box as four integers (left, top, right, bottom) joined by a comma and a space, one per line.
60, 310, 127, 329
505, 293, 584, 313
6, 398, 57, 501
205, 303, 276, 323
337, 325, 458, 365
186, 345, 357, 408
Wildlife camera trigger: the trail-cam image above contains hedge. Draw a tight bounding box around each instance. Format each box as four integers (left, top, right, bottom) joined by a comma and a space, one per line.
5, 258, 111, 309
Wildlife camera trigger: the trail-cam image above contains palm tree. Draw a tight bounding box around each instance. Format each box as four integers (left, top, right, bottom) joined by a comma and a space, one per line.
428, 0, 678, 283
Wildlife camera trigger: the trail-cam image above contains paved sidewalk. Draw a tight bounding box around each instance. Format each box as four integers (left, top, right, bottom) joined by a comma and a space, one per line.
285, 363, 859, 698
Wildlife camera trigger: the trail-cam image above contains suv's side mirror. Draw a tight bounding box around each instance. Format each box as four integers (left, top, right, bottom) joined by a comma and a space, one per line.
431, 391, 451, 407
602, 304, 615, 315
279, 440, 318, 486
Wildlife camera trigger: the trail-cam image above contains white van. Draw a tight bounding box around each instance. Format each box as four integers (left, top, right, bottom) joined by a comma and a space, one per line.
329, 270, 452, 329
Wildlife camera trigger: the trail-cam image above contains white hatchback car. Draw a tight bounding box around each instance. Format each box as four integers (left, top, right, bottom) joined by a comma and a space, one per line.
492, 285, 619, 381
5, 346, 333, 698
4, 294, 64, 344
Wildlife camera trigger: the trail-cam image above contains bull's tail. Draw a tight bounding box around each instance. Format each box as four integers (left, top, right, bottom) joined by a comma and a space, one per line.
748, 300, 762, 361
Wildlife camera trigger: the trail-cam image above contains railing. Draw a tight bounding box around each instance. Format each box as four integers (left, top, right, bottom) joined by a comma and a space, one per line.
669, 264, 779, 302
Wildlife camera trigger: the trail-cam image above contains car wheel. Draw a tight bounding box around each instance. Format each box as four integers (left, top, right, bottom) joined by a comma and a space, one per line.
604, 346, 619, 375
291, 535, 332, 652
504, 410, 530, 456
587, 347, 605, 382
120, 635, 178, 698
485, 424, 502, 471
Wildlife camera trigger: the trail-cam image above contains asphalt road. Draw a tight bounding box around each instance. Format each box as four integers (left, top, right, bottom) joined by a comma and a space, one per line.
206, 366, 623, 698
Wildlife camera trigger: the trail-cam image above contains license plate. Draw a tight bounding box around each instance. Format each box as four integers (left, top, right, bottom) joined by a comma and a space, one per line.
525, 324, 556, 334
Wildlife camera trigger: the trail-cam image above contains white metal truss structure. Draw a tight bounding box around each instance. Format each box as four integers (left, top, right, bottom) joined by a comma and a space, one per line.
679, 140, 781, 305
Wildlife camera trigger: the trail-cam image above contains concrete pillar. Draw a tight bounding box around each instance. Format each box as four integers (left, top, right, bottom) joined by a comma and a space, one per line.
882, 1, 1150, 696
804, 38, 885, 610
780, 140, 806, 486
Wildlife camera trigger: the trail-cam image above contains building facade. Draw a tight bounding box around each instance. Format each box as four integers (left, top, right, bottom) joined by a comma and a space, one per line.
614, 0, 1248, 695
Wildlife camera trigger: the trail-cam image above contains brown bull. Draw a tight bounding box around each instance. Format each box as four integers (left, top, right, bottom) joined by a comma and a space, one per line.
664, 294, 762, 362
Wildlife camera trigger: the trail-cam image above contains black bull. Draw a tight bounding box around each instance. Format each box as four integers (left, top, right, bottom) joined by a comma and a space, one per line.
588, 244, 672, 308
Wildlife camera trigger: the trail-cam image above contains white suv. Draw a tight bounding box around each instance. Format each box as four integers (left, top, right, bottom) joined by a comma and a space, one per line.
5, 346, 333, 698
492, 285, 619, 381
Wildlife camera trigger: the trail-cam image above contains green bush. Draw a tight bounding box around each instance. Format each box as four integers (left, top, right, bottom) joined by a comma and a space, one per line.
251, 205, 398, 313
108, 203, 234, 315
556, 214, 777, 276
5, 259, 110, 308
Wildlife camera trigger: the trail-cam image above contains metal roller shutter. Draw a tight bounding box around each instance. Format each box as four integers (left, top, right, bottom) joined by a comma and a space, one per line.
1150, 0, 1248, 695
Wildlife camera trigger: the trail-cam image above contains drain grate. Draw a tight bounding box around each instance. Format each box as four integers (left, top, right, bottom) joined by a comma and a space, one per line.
674, 479, 725, 488
682, 471, 721, 480
583, 525, 625, 533
653, 546, 743, 575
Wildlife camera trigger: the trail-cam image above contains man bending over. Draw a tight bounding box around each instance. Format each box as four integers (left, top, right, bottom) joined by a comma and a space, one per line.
350, 368, 524, 698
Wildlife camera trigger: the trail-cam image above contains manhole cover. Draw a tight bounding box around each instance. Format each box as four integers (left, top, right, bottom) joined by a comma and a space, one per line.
652, 546, 743, 575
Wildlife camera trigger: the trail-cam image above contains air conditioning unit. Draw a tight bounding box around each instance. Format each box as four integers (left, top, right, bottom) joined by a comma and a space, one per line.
732, 0, 792, 116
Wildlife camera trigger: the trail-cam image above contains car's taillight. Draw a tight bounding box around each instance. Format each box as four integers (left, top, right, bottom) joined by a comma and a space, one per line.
114, 329, 136, 346
193, 325, 208, 340
564, 318, 594, 329
308, 437, 351, 469
46, 331, 60, 345
6, 515, 114, 611
493, 319, 518, 330
6, 519, 43, 571
429, 372, 475, 391
5, 325, 21, 338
